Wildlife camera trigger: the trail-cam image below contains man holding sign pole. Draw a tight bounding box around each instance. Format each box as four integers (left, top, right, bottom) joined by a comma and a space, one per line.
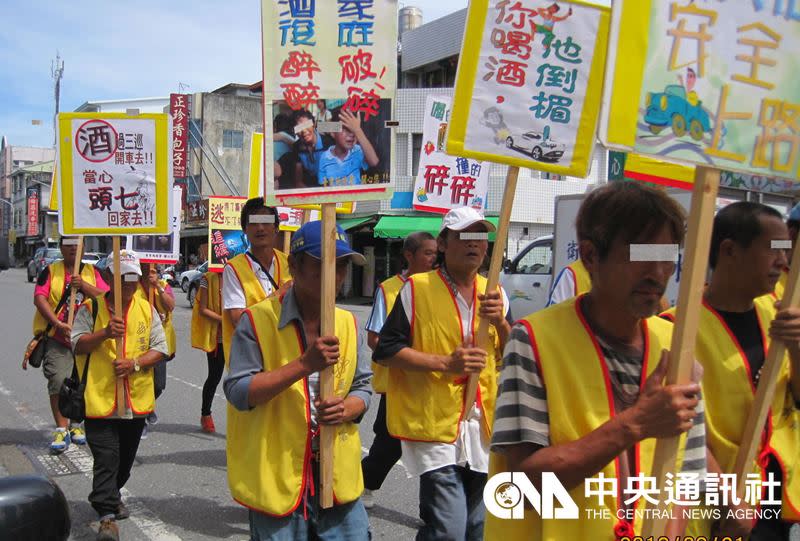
663, 202, 800, 539
224, 221, 371, 540
373, 207, 511, 540
30, 235, 108, 452
487, 183, 706, 540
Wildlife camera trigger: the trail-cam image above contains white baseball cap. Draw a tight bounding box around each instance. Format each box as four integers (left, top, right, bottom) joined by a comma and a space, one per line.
111, 250, 142, 276
440, 207, 496, 233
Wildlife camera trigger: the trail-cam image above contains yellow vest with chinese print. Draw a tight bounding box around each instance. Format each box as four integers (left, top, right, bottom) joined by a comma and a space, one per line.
226, 295, 363, 516
33, 261, 97, 335
372, 274, 406, 394
664, 297, 800, 521
75, 295, 155, 418
191, 271, 222, 352
484, 296, 685, 541
222, 250, 291, 364
386, 269, 499, 443
150, 279, 176, 357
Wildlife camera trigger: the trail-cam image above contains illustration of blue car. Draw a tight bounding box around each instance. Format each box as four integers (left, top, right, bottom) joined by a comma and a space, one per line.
644, 85, 711, 141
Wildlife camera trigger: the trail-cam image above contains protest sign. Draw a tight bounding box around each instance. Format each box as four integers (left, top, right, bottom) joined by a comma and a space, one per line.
413, 95, 490, 214
127, 186, 182, 264
447, 0, 611, 177
207, 196, 249, 273
57, 112, 171, 235
600, 0, 800, 181
260, 0, 398, 206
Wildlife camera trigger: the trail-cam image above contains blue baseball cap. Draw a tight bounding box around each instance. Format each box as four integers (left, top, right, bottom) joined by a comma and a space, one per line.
290, 220, 366, 266
789, 203, 800, 222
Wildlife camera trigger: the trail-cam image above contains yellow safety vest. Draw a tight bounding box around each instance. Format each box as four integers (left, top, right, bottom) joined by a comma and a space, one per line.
371, 274, 406, 394
774, 268, 788, 300
75, 295, 155, 418
33, 260, 98, 336
567, 259, 592, 297
386, 269, 499, 442
485, 296, 685, 541
141, 279, 176, 357
664, 297, 800, 521
222, 250, 291, 363
226, 294, 363, 516
191, 272, 222, 352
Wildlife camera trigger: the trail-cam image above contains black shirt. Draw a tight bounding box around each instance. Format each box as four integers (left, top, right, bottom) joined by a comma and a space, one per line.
716, 308, 764, 385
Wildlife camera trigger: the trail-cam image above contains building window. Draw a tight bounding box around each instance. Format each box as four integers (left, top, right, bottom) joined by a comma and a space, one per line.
223, 129, 244, 149
411, 134, 422, 175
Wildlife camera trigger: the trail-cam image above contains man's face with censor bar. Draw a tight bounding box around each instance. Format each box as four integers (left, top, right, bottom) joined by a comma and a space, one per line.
245, 209, 278, 252
726, 214, 789, 297
439, 224, 489, 274
583, 224, 677, 319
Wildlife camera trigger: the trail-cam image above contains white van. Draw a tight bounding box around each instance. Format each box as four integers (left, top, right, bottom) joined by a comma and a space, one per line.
499, 235, 553, 320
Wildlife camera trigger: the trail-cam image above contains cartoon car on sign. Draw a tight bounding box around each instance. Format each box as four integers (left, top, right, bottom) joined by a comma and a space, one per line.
644, 85, 711, 141
505, 131, 565, 161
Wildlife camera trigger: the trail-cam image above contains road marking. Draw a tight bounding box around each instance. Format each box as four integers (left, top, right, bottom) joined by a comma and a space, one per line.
167, 374, 225, 401
0, 380, 183, 541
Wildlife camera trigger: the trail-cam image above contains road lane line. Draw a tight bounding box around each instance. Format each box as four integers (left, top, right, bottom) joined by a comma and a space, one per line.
0, 380, 183, 541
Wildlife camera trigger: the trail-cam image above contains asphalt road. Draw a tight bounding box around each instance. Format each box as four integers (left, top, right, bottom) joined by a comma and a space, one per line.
0, 268, 420, 540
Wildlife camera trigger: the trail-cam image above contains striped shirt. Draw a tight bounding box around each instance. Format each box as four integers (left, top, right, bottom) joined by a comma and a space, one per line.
492, 323, 707, 476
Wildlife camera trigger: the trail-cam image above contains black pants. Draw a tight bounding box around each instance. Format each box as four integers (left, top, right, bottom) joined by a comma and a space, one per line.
201, 347, 225, 416
84, 417, 146, 517
361, 394, 402, 490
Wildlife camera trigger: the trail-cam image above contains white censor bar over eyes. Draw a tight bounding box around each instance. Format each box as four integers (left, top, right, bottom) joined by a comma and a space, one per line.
772, 240, 793, 250
294, 119, 314, 134
124, 274, 140, 282
61, 238, 80, 246
460, 232, 490, 241
249, 214, 276, 224
629, 244, 679, 262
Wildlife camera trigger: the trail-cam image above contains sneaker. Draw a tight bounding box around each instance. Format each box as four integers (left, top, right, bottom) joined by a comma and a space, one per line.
50, 428, 70, 453
96, 518, 119, 541
140, 424, 148, 440
200, 415, 215, 434
69, 426, 87, 445
115, 502, 130, 520
147, 411, 158, 425
362, 488, 375, 509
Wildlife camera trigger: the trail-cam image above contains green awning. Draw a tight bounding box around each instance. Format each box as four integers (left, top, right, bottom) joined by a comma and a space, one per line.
373, 215, 499, 240
336, 216, 373, 231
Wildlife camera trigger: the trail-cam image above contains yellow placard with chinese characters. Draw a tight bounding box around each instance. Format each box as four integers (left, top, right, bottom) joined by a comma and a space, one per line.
600, 0, 800, 181
57, 112, 171, 235
447, 0, 611, 178
207, 196, 248, 273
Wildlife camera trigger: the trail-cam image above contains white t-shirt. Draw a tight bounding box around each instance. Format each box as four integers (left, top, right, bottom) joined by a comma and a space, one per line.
222, 253, 277, 310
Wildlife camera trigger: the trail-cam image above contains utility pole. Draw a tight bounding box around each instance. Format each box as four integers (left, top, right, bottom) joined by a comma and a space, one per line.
51, 53, 65, 147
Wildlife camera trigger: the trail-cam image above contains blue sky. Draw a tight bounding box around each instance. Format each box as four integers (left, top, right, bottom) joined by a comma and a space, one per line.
0, 0, 470, 149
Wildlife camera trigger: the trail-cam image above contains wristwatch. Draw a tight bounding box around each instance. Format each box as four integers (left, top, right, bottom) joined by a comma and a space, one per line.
133, 361, 141, 373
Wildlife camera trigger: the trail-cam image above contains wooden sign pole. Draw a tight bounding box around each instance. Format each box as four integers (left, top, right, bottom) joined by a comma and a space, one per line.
319, 203, 337, 508
66, 237, 84, 328
464, 166, 519, 410
641, 166, 720, 538
283, 230, 291, 253
729, 228, 800, 501
112, 237, 127, 417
